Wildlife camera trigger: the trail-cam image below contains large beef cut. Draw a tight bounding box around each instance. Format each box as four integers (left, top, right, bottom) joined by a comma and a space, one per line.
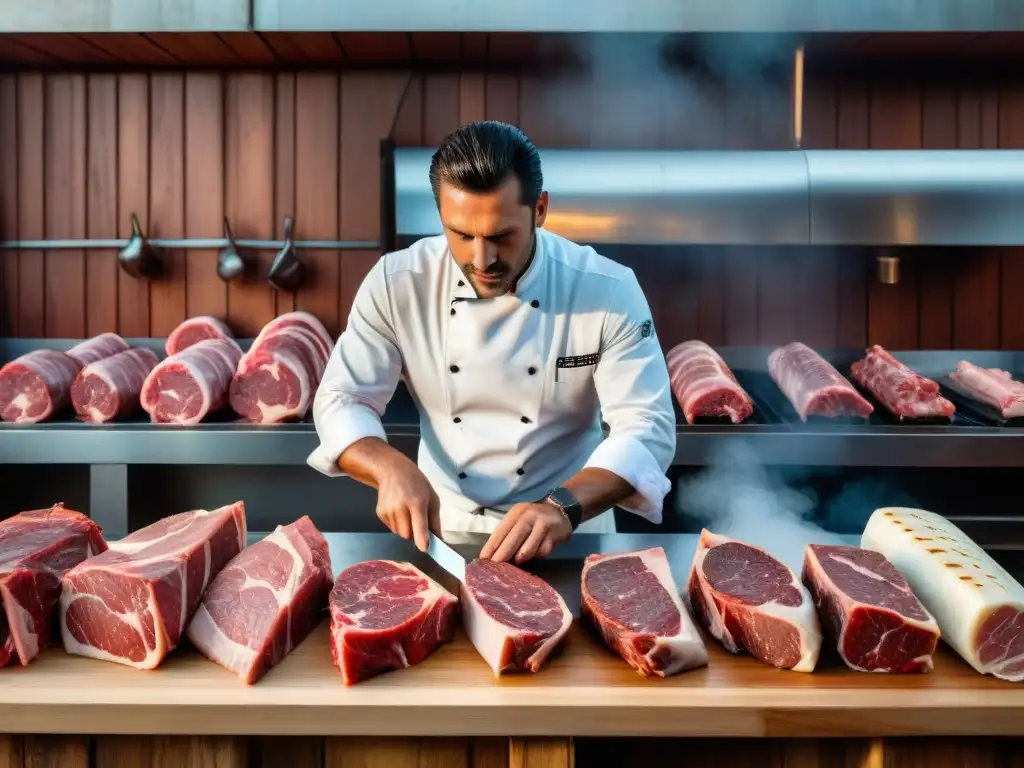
687, 529, 822, 671
165, 316, 234, 356
140, 338, 243, 425
462, 559, 572, 675
666, 340, 754, 424
188, 516, 332, 684
70, 347, 160, 423
949, 361, 1024, 420
229, 320, 331, 424
802, 544, 939, 673
768, 342, 874, 421
581, 547, 708, 677
60, 501, 246, 670
255, 312, 333, 360
851, 345, 955, 420
863, 507, 1024, 682
0, 350, 81, 423
329, 559, 458, 685
66, 333, 131, 366
0, 505, 107, 667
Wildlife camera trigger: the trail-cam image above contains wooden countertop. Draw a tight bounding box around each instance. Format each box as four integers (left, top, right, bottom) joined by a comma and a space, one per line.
1, 533, 1021, 739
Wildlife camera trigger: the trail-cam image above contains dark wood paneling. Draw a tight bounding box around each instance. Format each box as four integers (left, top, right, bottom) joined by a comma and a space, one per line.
85, 74, 119, 336
116, 73, 151, 338
0, 75, 19, 336
17, 73, 45, 338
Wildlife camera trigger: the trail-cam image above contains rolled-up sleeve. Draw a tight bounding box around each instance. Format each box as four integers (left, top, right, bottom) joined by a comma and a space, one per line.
583, 271, 676, 524
307, 257, 403, 478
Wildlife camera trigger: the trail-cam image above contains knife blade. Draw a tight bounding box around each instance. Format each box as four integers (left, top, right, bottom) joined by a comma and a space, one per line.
426, 532, 466, 582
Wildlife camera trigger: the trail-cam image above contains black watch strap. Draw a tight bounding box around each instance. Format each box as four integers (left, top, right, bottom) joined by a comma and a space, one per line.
545, 486, 582, 531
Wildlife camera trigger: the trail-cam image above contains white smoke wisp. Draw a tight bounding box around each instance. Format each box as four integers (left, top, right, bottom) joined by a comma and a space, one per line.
676, 441, 844, 573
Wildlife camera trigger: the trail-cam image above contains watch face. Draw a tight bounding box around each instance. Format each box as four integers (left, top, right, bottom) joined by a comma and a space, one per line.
549, 487, 579, 511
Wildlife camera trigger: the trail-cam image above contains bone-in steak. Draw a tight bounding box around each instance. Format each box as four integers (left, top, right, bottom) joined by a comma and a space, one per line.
802, 544, 939, 673
188, 516, 333, 684
0, 505, 107, 667
330, 560, 458, 685
462, 559, 572, 675
687, 529, 822, 672
581, 547, 708, 677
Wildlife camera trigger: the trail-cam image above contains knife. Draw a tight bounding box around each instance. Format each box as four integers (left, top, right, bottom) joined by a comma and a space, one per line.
426, 532, 466, 582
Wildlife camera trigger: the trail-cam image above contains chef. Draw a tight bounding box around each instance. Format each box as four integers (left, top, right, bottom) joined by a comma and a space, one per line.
307, 120, 675, 564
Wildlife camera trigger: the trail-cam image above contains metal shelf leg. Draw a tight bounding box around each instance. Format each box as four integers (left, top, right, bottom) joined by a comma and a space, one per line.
89, 464, 128, 538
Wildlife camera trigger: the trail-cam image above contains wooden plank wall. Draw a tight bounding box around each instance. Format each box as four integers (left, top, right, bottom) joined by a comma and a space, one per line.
1, 66, 1023, 349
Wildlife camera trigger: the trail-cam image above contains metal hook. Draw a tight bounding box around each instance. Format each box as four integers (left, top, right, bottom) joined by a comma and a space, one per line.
117, 213, 162, 280
216, 217, 246, 283
268, 215, 305, 292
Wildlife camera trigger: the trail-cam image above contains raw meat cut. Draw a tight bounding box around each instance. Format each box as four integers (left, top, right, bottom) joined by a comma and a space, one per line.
188, 516, 332, 684
580, 547, 708, 677
862, 507, 1024, 682
851, 345, 955, 420
687, 529, 822, 671
165, 316, 235, 356
949, 361, 1024, 420
768, 342, 874, 421
254, 312, 333, 360
70, 347, 161, 423
462, 559, 571, 675
0, 350, 82, 423
802, 544, 939, 673
329, 559, 458, 685
666, 340, 754, 424
229, 325, 329, 424
66, 333, 131, 366
60, 501, 246, 670
140, 339, 243, 425
0, 505, 107, 667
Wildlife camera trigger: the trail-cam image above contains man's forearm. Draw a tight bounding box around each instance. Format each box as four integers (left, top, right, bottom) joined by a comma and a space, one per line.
338, 436, 417, 490
559, 467, 635, 522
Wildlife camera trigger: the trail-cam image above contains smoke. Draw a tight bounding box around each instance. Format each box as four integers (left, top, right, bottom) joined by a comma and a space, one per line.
675, 440, 844, 573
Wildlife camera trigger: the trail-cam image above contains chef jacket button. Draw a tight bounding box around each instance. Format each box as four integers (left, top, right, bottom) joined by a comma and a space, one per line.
530, 299, 539, 308
458, 472, 467, 479
453, 417, 462, 424
450, 308, 456, 316
528, 366, 537, 375
458, 280, 465, 287
450, 364, 459, 373
521, 416, 531, 424
516, 468, 525, 476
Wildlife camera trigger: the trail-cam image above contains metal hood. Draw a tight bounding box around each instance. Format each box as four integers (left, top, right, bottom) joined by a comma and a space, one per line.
389, 147, 1024, 247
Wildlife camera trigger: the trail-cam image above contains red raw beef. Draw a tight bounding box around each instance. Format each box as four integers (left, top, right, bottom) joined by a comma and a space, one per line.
188, 516, 332, 684
768, 342, 874, 421
60, 501, 246, 670
254, 312, 333, 360
803, 544, 940, 673
66, 333, 130, 366
851, 345, 955, 420
0, 505, 107, 667
687, 529, 822, 672
666, 340, 754, 424
581, 547, 708, 677
0, 350, 82, 423
330, 560, 458, 685
140, 338, 242, 425
71, 347, 160, 423
165, 316, 235, 356
229, 326, 329, 424
949, 361, 1024, 419
462, 559, 572, 675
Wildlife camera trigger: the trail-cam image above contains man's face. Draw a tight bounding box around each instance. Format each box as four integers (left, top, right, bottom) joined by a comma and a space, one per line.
438, 176, 548, 299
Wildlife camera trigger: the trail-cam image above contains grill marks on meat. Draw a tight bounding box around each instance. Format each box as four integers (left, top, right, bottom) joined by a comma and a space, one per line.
0, 505, 107, 667
666, 340, 754, 424
581, 547, 708, 677
329, 560, 458, 685
462, 559, 572, 675
188, 516, 332, 684
687, 529, 822, 672
71, 348, 160, 423
802, 544, 939, 673
165, 316, 235, 356
140, 339, 242, 425
768, 342, 873, 421
66, 333, 131, 366
60, 501, 246, 670
949, 361, 1024, 420
851, 345, 955, 421
0, 350, 81, 423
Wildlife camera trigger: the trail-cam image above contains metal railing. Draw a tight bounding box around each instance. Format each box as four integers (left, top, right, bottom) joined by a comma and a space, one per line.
0, 238, 380, 250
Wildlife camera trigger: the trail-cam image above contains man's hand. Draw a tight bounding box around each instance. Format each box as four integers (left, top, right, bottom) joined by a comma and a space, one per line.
375, 461, 441, 552
479, 501, 572, 564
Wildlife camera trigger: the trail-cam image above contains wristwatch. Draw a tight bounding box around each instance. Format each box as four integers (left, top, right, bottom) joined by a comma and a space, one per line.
544, 487, 583, 531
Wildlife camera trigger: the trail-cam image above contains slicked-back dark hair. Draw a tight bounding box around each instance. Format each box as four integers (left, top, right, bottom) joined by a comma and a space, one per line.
429, 121, 543, 209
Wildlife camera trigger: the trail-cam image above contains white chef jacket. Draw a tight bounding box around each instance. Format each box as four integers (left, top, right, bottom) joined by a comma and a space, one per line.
307, 228, 676, 534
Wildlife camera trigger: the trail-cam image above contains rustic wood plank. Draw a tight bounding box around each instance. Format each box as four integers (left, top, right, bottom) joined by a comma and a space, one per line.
216, 33, 278, 67
390, 75, 424, 147
655, 250, 698, 348
802, 68, 837, 150
518, 75, 590, 149
879, 736, 1002, 767
460, 72, 486, 125
0, 735, 23, 768
484, 74, 519, 126
145, 33, 243, 67
335, 33, 413, 62
95, 735, 153, 766
154, 736, 249, 768
471, 737, 509, 768
509, 738, 572, 768
24, 735, 89, 768
252, 736, 323, 768
148, 72, 187, 338
325, 737, 470, 768
275, 72, 297, 316
184, 73, 227, 323
294, 73, 341, 335
695, 252, 725, 346
117, 73, 151, 338
83, 33, 181, 67
999, 80, 1024, 350
85, 74, 120, 336
423, 73, 461, 146
225, 73, 277, 337
0, 75, 20, 337
17, 73, 45, 338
